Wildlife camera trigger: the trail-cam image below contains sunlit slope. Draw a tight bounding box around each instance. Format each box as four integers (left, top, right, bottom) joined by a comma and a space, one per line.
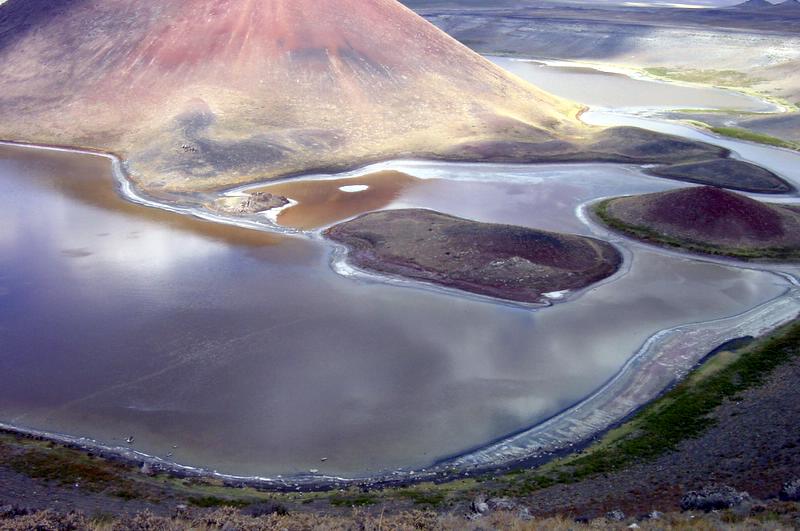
0, 0, 586, 192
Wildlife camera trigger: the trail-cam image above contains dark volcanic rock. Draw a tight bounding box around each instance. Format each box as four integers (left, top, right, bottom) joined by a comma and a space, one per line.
647, 159, 794, 194
680, 484, 751, 512
325, 209, 622, 304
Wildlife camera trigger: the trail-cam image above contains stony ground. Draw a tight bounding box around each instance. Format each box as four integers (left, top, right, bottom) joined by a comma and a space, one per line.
501, 356, 800, 520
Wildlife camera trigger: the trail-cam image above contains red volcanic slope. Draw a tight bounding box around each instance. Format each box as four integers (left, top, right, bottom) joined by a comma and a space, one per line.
0, 0, 584, 191
642, 186, 784, 240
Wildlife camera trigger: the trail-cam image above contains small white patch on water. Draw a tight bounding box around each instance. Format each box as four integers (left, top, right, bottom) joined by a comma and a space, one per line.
264, 199, 298, 225
543, 290, 570, 300
339, 185, 369, 193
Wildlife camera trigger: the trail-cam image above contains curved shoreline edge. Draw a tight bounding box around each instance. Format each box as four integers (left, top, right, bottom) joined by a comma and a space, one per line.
1, 138, 799, 490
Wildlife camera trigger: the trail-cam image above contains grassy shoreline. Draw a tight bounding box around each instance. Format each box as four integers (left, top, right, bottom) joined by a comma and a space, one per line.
593, 198, 800, 262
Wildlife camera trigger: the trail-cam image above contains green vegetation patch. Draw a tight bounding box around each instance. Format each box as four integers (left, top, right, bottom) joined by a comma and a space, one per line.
398, 489, 447, 507
329, 494, 378, 507
499, 319, 800, 496
10, 448, 122, 491
188, 495, 251, 508
594, 199, 800, 261
709, 126, 799, 150
644, 67, 760, 88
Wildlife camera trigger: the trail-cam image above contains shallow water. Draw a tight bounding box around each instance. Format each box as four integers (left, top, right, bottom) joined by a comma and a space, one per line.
490, 56, 773, 112
0, 145, 790, 478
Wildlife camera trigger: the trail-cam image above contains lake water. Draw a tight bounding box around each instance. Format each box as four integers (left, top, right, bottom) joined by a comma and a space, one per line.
490, 56, 774, 112
0, 60, 797, 480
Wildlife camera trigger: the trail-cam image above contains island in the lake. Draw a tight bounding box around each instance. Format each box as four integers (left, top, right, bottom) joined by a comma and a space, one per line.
210, 191, 289, 216
325, 208, 623, 303
595, 186, 800, 261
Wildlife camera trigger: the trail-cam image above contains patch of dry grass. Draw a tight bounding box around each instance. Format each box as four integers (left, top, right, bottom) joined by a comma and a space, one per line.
2, 505, 799, 531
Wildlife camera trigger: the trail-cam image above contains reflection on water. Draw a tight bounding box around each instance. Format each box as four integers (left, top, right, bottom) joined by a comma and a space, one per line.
252, 170, 425, 230
490, 57, 772, 112
0, 145, 788, 477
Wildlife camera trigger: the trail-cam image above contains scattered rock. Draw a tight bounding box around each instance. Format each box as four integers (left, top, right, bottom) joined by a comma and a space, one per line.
471, 495, 489, 515
211, 192, 289, 216
606, 509, 626, 521
780, 479, 800, 501
486, 497, 516, 511
247, 502, 289, 517
485, 497, 532, 519
0, 505, 28, 519
680, 484, 751, 512
140, 461, 154, 476
645, 510, 664, 520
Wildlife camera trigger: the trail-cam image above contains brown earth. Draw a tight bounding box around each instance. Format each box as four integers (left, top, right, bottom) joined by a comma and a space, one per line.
0, 0, 584, 193
0, 0, 777, 196
599, 186, 800, 260
324, 208, 622, 303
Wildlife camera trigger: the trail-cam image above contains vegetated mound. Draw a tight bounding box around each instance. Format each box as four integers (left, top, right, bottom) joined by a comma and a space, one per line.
324, 209, 622, 303
596, 186, 800, 260
647, 159, 793, 194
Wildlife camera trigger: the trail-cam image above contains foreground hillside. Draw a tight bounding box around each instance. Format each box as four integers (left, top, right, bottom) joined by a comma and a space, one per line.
2, 320, 800, 528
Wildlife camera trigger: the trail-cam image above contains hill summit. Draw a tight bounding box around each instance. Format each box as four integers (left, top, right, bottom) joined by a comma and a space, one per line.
730, 0, 776, 9
0, 0, 590, 192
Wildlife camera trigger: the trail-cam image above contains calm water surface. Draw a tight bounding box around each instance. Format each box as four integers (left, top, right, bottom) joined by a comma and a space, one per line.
490, 57, 773, 112
0, 145, 788, 477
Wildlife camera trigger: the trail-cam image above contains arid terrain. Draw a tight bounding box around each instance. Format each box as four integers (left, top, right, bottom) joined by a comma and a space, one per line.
324, 209, 622, 303
0, 0, 784, 195
596, 186, 800, 260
